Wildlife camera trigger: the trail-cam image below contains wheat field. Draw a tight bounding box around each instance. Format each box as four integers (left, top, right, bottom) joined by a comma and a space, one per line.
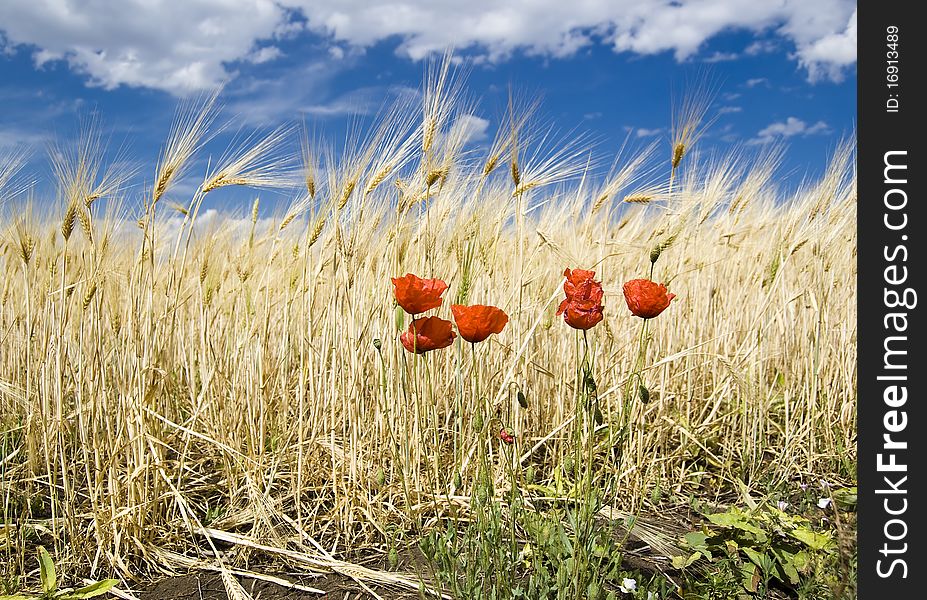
0, 63, 856, 596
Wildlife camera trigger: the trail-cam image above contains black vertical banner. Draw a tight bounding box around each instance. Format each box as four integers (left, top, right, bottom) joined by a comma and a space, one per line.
858, 1, 925, 597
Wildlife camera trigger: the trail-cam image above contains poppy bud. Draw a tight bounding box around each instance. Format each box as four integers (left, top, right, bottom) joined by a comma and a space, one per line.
476, 483, 490, 504
372, 338, 382, 351
563, 456, 575, 475
375, 466, 386, 487
650, 244, 662, 264
419, 536, 435, 561
651, 483, 663, 505
584, 373, 597, 394
638, 384, 651, 404
517, 390, 528, 409
499, 428, 515, 445
388, 547, 399, 569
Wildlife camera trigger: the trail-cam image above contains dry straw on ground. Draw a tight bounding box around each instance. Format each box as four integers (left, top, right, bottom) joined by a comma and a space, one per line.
0, 59, 855, 594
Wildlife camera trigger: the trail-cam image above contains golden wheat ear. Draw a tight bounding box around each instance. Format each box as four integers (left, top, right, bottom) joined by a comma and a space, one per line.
669, 76, 718, 172
153, 86, 222, 207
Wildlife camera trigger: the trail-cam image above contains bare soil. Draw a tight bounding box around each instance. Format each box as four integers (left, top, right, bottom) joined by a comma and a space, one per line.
132, 571, 412, 600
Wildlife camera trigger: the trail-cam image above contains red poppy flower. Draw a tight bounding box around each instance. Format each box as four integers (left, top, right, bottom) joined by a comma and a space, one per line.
499, 428, 515, 445
622, 279, 675, 319
451, 304, 509, 344
557, 300, 605, 330
562, 268, 598, 297
400, 316, 456, 353
557, 268, 605, 330
391, 273, 448, 315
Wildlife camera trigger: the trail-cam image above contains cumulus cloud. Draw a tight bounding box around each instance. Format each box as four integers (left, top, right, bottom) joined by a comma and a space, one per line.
0, 0, 290, 95
795, 9, 856, 82
450, 114, 490, 145
247, 46, 283, 65
0, 0, 857, 96
750, 116, 830, 144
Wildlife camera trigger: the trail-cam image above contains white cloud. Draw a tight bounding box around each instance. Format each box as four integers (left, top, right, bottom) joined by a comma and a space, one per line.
450, 114, 490, 144
0, 0, 857, 96
703, 51, 738, 63
717, 106, 742, 114
247, 46, 283, 65
745, 78, 768, 88
0, 0, 290, 95
750, 116, 830, 144
745, 39, 777, 55
635, 127, 664, 138
795, 9, 856, 82
0, 125, 47, 151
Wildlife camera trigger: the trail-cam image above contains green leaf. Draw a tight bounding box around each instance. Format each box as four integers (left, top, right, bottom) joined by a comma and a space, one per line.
833, 487, 857, 509
61, 580, 119, 599
683, 532, 708, 548
742, 547, 775, 575
686, 551, 702, 567
0, 595, 32, 600
740, 563, 760, 593
774, 550, 801, 585
790, 527, 835, 552
671, 551, 701, 569
706, 511, 739, 527
731, 520, 765, 538
38, 546, 56, 595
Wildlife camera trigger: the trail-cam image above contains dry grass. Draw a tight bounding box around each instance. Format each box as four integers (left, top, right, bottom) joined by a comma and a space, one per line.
0, 61, 855, 594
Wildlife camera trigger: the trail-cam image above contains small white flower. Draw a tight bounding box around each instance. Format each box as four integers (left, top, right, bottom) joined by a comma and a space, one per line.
820, 479, 831, 489
817, 497, 832, 509
619, 577, 637, 593
777, 500, 789, 511
647, 593, 658, 600
799, 483, 808, 490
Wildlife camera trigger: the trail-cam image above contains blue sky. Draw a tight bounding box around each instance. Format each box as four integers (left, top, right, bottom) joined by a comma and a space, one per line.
0, 1, 856, 211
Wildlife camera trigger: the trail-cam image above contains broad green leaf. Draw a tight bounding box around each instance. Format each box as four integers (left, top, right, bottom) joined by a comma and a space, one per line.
38, 546, 56, 595
833, 487, 857, 509
671, 551, 701, 569
706, 511, 740, 528
742, 547, 775, 575
779, 557, 800, 585
740, 563, 760, 593
792, 550, 812, 572
683, 532, 708, 548
790, 527, 835, 551
731, 519, 765, 538
62, 579, 119, 599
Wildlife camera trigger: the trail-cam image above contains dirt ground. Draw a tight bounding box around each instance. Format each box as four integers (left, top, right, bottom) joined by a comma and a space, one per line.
133, 571, 413, 600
